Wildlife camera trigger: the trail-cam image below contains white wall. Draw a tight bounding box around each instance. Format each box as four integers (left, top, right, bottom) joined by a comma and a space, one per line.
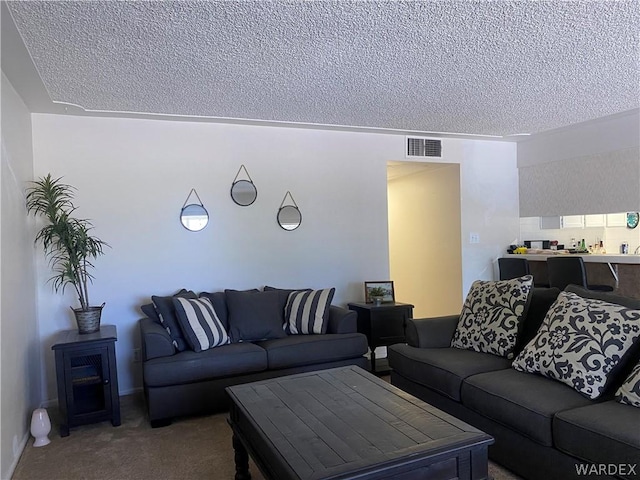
518, 110, 640, 216
458, 140, 521, 291
1, 73, 39, 480
389, 164, 463, 318
30, 114, 520, 402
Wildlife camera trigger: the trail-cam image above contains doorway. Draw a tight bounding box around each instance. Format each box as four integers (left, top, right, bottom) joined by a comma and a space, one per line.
387, 161, 463, 318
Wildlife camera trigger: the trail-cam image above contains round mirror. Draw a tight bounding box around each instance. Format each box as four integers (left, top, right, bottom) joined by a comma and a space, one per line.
180, 204, 209, 231
277, 205, 302, 231
230, 180, 257, 206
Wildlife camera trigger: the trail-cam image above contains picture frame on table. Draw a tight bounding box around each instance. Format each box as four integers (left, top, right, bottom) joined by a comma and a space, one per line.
364, 281, 395, 304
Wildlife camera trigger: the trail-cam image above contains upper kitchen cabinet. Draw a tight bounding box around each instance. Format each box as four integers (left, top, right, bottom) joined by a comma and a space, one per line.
606, 213, 627, 227
584, 214, 606, 227
561, 215, 584, 228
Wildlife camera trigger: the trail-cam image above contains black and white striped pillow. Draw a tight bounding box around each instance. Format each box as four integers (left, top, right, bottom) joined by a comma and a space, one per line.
285, 288, 335, 334
172, 297, 230, 352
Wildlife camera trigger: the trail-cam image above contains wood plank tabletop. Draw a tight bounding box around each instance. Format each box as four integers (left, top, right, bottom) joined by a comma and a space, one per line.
227, 366, 493, 480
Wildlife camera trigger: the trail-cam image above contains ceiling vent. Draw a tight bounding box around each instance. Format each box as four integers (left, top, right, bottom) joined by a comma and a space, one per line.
406, 137, 442, 159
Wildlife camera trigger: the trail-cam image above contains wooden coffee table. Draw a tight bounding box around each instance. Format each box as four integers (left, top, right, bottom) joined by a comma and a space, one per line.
226, 366, 493, 480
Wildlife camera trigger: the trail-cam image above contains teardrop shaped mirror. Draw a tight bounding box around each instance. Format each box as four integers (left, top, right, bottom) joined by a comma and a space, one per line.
230, 165, 257, 206
231, 179, 257, 206
180, 204, 209, 231
277, 205, 302, 231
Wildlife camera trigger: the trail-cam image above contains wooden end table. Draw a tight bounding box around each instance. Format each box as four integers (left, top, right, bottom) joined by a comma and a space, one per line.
348, 302, 414, 374
52, 325, 120, 436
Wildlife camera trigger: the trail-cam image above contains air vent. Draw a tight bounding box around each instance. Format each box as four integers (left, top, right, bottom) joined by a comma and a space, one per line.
406, 137, 442, 158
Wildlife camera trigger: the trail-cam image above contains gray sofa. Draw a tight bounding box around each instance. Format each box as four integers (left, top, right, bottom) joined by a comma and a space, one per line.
140, 288, 368, 426
388, 286, 640, 480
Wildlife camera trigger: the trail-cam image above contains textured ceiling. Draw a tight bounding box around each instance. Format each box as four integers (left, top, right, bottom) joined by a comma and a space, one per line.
5, 0, 640, 137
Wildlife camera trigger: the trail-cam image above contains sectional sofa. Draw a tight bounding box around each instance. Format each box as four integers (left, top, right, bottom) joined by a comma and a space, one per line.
139, 287, 368, 426
388, 284, 640, 480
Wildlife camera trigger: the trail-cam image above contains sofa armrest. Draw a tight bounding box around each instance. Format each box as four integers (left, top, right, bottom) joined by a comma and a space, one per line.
139, 318, 175, 361
326, 305, 358, 334
405, 315, 460, 348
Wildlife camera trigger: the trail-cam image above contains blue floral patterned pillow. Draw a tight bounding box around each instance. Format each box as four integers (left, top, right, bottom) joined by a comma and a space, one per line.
451, 275, 533, 358
512, 291, 640, 399
616, 361, 640, 408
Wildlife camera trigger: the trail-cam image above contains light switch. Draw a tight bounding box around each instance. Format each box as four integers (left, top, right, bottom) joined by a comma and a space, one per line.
470, 233, 480, 244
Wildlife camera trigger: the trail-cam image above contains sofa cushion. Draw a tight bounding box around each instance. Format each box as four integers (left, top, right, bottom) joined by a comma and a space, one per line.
554, 401, 640, 474
225, 289, 286, 342
256, 333, 367, 369
451, 275, 533, 359
461, 368, 593, 447
143, 342, 268, 387
514, 287, 561, 355
386, 344, 512, 401
172, 297, 230, 352
512, 290, 640, 399
199, 289, 260, 331
151, 289, 198, 352
617, 360, 640, 408
264, 285, 311, 318
285, 288, 335, 334
198, 291, 229, 330
140, 303, 160, 323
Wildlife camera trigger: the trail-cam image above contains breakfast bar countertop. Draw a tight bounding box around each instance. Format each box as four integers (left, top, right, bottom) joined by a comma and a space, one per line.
504, 253, 640, 265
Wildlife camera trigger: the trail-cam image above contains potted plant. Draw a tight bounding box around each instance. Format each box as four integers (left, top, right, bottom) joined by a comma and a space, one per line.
368, 287, 385, 306
26, 174, 108, 334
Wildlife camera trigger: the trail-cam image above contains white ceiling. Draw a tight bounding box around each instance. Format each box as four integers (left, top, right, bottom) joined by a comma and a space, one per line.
3, 0, 639, 138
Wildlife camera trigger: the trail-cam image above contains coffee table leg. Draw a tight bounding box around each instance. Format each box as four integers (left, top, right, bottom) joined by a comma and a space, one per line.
232, 432, 251, 480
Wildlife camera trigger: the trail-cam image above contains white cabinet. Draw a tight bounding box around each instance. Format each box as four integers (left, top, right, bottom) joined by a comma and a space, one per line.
606, 213, 627, 227
561, 215, 584, 228
584, 214, 605, 227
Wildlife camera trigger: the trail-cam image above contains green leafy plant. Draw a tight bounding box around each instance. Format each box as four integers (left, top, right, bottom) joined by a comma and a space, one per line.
369, 287, 385, 298
26, 174, 108, 311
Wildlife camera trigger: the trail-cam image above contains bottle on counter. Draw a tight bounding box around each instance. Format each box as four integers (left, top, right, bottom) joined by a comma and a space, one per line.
571, 237, 576, 249
580, 239, 586, 251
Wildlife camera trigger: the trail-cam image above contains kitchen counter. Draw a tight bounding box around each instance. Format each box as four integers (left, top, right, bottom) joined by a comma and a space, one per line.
504, 253, 640, 265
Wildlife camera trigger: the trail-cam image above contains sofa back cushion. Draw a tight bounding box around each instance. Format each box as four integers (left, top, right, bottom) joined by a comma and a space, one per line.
172, 296, 230, 352
512, 290, 640, 399
514, 287, 561, 355
225, 289, 286, 342
451, 275, 534, 358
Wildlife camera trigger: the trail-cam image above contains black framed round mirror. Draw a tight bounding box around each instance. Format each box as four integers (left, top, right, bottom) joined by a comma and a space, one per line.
231, 179, 257, 206
277, 205, 302, 231
180, 204, 209, 231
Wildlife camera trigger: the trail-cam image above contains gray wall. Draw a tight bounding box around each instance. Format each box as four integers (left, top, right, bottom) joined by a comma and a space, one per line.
1, 73, 40, 480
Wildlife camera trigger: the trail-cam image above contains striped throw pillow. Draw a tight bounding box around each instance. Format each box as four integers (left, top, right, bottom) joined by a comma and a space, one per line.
172, 297, 230, 352
285, 288, 335, 334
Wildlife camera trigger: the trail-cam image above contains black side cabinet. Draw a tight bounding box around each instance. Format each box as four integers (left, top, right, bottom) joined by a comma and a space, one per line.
348, 302, 414, 374
52, 325, 121, 436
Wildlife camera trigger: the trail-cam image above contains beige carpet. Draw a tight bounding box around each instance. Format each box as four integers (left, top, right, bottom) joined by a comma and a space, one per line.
13, 393, 522, 480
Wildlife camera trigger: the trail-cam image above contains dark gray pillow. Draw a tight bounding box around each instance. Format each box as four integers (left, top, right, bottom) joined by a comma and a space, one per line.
198, 291, 230, 330
199, 289, 260, 331
140, 303, 160, 323
225, 289, 285, 342
151, 289, 197, 352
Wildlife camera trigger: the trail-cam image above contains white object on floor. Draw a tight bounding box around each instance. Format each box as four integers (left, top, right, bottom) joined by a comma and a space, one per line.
30, 408, 51, 447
